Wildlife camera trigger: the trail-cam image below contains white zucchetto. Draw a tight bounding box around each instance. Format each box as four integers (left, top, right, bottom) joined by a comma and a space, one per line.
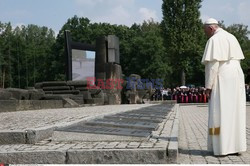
204, 18, 218, 25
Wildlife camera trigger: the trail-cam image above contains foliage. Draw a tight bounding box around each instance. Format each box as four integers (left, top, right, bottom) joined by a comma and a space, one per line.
0, 22, 55, 88
161, 0, 206, 86
225, 24, 250, 75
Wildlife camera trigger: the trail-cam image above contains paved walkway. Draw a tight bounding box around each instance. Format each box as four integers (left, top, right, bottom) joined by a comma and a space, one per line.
178, 105, 250, 164
0, 104, 152, 130
0, 104, 178, 164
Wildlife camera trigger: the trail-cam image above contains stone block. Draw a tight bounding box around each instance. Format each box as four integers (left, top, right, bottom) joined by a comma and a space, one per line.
0, 131, 26, 144
62, 98, 79, 108
85, 119, 158, 130
67, 80, 88, 87
82, 91, 92, 100
34, 82, 43, 89
66, 149, 167, 164
51, 90, 80, 95
84, 98, 104, 105
108, 49, 116, 63
105, 92, 121, 105
95, 64, 106, 73
26, 128, 55, 144
0, 100, 17, 112
95, 36, 107, 65
16, 100, 33, 111
89, 88, 104, 98
52, 130, 147, 142
0, 89, 13, 100
28, 89, 45, 100
41, 81, 67, 87
0, 151, 65, 164
6, 88, 29, 100
107, 35, 120, 64
129, 93, 137, 104
95, 72, 106, 80
42, 86, 70, 91
105, 63, 122, 80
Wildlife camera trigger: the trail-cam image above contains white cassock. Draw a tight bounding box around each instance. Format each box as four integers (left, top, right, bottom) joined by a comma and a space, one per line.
202, 28, 246, 155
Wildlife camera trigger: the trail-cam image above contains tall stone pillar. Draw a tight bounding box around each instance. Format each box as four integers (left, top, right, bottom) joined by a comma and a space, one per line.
95, 36, 107, 81
95, 35, 123, 105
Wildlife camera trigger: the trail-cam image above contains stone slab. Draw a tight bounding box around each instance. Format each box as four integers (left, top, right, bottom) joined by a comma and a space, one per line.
117, 112, 164, 119
56, 125, 151, 138
129, 110, 169, 116
0, 100, 17, 112
26, 127, 55, 144
0, 131, 26, 144
104, 115, 163, 123
85, 119, 158, 130
0, 100, 64, 112
167, 104, 179, 164
53, 130, 150, 142
0, 151, 65, 164
66, 149, 167, 164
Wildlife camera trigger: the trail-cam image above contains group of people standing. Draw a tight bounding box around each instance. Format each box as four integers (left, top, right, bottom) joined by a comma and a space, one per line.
246, 84, 250, 102
153, 85, 250, 103
152, 87, 208, 103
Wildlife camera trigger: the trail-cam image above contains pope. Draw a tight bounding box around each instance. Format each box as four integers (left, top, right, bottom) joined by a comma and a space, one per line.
202, 18, 246, 156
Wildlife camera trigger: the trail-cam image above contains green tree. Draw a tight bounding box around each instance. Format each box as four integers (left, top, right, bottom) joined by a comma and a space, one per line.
219, 22, 250, 80
226, 24, 250, 78
161, 0, 206, 86
0, 22, 55, 88
0, 22, 14, 88
123, 20, 171, 86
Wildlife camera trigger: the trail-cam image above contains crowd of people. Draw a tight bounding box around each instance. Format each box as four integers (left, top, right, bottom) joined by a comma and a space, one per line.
246, 84, 250, 102
152, 85, 250, 103
152, 86, 208, 103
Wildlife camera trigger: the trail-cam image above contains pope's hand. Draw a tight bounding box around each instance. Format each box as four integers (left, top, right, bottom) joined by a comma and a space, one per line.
205, 89, 212, 100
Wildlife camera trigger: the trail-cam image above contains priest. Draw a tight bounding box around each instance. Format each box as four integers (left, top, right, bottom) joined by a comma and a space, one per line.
202, 18, 246, 156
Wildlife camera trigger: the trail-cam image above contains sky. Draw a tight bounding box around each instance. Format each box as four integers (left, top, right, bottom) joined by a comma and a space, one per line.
0, 0, 250, 36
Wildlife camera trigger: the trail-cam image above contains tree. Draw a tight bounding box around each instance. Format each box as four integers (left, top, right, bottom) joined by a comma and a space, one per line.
0, 22, 14, 88
226, 24, 250, 78
161, 0, 206, 86
123, 20, 171, 86
0, 22, 55, 88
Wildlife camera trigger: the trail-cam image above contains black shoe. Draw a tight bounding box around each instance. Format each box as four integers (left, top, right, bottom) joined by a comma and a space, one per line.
228, 152, 241, 156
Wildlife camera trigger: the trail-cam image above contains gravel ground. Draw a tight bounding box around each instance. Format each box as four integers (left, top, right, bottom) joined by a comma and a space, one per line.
0, 104, 155, 130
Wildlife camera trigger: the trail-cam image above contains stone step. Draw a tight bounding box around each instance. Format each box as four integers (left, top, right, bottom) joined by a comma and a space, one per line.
43, 86, 71, 91
40, 81, 67, 87
44, 90, 80, 95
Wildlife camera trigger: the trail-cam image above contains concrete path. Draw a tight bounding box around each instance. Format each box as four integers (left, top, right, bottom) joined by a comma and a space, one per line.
178, 104, 250, 164
0, 104, 179, 164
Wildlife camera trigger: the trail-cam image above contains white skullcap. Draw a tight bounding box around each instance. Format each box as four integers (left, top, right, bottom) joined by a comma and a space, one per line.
204, 18, 218, 25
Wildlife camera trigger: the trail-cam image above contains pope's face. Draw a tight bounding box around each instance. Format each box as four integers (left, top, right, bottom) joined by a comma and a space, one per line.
204, 25, 213, 38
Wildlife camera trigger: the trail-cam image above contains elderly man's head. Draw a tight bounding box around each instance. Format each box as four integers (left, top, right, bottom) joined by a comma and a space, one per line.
204, 18, 219, 38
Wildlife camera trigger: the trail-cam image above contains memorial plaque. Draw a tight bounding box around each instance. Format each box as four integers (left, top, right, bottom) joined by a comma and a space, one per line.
54, 104, 172, 141
130, 110, 168, 115
104, 115, 163, 123
85, 119, 158, 130
56, 125, 151, 137
117, 112, 164, 119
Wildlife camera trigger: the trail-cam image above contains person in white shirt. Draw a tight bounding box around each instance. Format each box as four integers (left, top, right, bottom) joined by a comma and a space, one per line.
202, 18, 246, 156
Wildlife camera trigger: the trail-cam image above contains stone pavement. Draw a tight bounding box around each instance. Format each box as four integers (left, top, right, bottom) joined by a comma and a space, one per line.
0, 103, 179, 164
178, 104, 250, 164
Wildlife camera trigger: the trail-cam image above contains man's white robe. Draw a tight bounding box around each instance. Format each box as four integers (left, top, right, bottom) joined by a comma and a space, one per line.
202, 28, 246, 155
